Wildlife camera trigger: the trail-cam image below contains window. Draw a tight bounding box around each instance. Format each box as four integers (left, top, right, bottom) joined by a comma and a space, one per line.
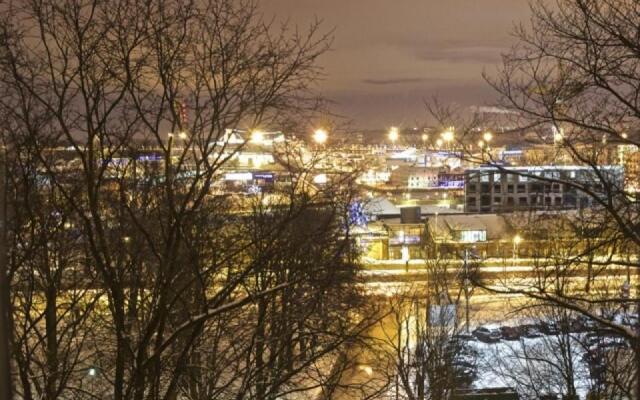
480, 173, 490, 182
507, 197, 514, 205
507, 184, 514, 193
494, 184, 501, 193
517, 184, 526, 193
519, 197, 528, 205
460, 230, 487, 243
467, 184, 476, 193
494, 197, 502, 203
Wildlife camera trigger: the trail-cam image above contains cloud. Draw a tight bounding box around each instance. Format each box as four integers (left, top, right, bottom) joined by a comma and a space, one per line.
470, 105, 518, 114
419, 46, 504, 64
362, 77, 446, 85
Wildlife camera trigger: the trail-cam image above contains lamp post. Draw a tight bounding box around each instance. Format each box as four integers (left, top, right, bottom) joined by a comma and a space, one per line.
388, 126, 399, 145
441, 128, 454, 150
482, 131, 493, 143
434, 212, 439, 256
513, 234, 522, 261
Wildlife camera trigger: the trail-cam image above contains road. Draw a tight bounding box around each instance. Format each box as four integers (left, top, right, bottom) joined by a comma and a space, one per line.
325, 259, 640, 399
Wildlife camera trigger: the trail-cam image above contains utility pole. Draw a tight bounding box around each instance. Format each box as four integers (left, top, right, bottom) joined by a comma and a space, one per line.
0, 147, 12, 400
463, 249, 470, 333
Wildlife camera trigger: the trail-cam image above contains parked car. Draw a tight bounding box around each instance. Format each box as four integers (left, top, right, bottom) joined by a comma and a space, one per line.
473, 326, 501, 343
539, 321, 560, 335
523, 325, 544, 338
452, 333, 476, 342
499, 326, 521, 341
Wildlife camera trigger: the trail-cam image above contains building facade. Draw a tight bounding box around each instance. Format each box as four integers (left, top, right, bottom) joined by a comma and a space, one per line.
464, 165, 623, 213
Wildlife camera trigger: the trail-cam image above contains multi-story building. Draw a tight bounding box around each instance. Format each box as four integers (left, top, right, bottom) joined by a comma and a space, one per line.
464, 165, 623, 213
407, 168, 439, 189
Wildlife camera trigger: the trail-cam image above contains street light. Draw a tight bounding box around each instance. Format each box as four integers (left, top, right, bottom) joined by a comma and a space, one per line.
441, 129, 454, 143
477, 140, 484, 149
313, 128, 328, 144
482, 131, 493, 143
421, 133, 429, 142
436, 138, 443, 148
513, 234, 522, 260
250, 129, 265, 144
388, 126, 399, 143
178, 131, 188, 140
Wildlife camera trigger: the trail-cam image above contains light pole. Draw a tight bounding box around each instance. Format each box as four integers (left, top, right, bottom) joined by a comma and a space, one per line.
512, 234, 522, 261
483, 131, 493, 154
434, 212, 439, 256
441, 129, 454, 150
388, 126, 399, 146
463, 248, 471, 332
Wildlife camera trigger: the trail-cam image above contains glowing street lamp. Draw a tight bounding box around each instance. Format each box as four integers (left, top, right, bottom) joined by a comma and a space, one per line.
483, 131, 493, 143
421, 133, 429, 142
250, 129, 265, 144
441, 129, 454, 143
477, 140, 484, 149
178, 131, 188, 140
313, 128, 328, 144
436, 138, 443, 148
388, 126, 399, 143
513, 234, 522, 260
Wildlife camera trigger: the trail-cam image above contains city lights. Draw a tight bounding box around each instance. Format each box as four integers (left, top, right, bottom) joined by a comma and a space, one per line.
483, 131, 493, 142
421, 133, 429, 142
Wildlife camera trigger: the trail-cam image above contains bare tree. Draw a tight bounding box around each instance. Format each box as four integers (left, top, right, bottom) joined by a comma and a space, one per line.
380, 256, 476, 400
0, 0, 380, 399
425, 1, 640, 397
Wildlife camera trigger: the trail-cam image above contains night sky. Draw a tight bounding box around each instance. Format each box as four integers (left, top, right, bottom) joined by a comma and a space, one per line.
261, 0, 530, 129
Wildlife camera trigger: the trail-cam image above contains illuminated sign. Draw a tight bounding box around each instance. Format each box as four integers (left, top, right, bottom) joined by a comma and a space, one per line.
253, 173, 274, 181
224, 172, 253, 181
137, 154, 163, 162
437, 174, 465, 188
